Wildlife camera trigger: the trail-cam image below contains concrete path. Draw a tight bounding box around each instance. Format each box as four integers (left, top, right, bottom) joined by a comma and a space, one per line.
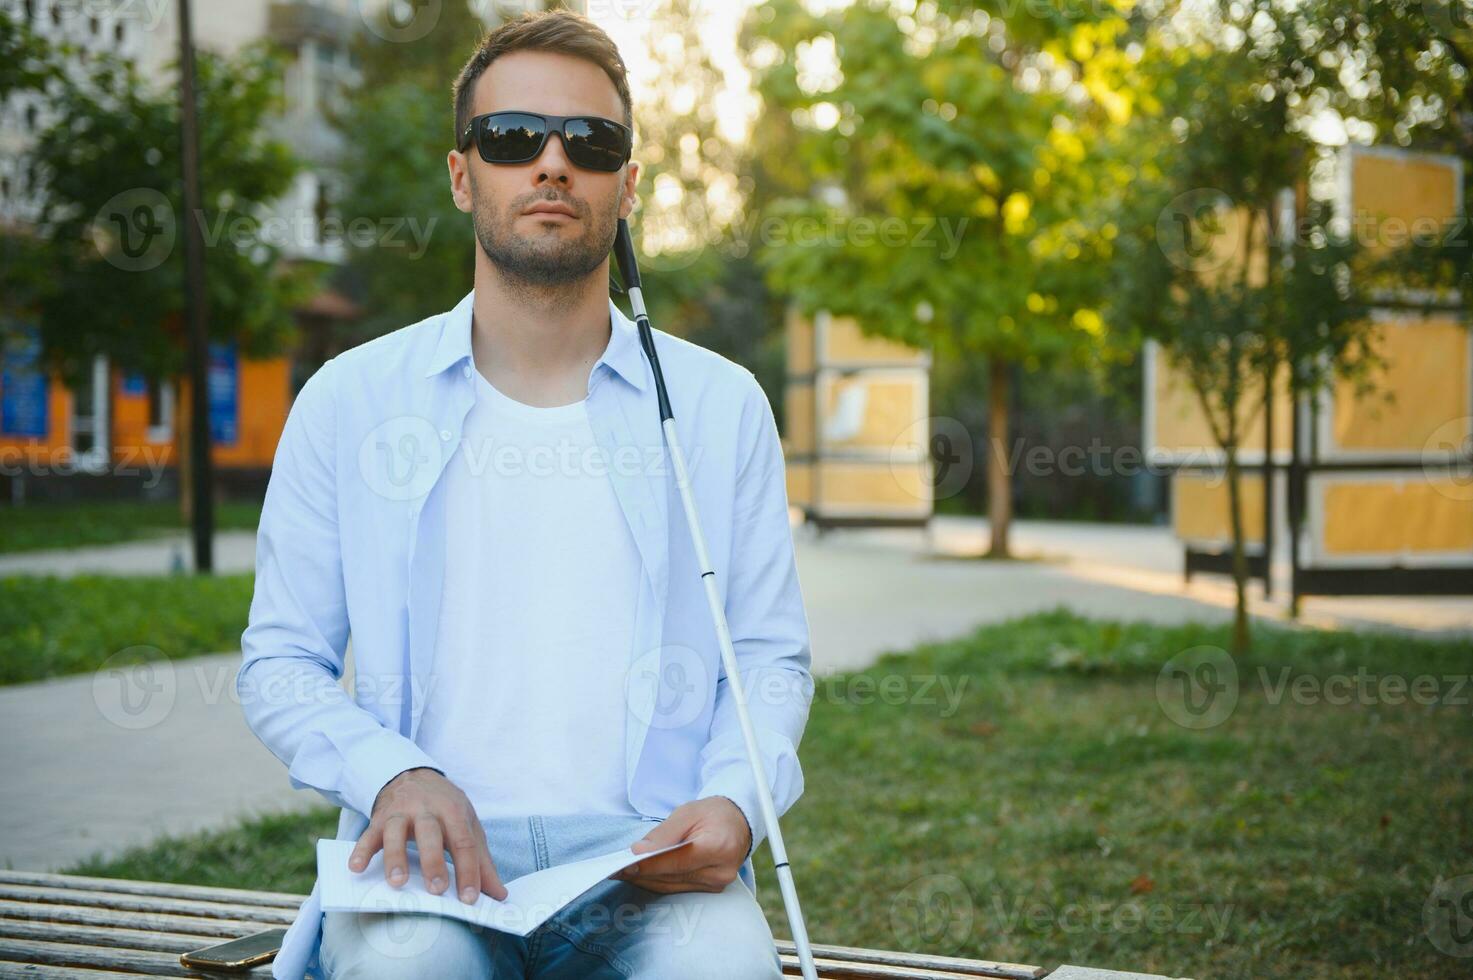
2, 518, 1468, 872
0, 530, 259, 578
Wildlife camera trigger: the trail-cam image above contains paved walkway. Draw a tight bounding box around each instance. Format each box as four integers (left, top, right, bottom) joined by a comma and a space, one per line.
2, 518, 1468, 872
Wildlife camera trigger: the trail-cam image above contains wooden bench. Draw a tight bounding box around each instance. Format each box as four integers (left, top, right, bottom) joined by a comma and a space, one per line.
0, 870, 1047, 979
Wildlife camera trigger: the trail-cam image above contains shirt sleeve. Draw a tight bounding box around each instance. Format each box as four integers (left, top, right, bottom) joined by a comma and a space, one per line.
696, 369, 815, 858
235, 357, 442, 819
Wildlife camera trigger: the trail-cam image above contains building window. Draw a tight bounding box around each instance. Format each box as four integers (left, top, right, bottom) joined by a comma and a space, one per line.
146, 378, 176, 443
71, 355, 111, 472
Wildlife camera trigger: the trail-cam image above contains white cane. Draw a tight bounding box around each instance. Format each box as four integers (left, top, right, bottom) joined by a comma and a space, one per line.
613, 218, 821, 980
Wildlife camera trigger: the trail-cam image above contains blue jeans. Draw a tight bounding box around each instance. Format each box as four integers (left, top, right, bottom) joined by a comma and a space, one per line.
319, 813, 783, 979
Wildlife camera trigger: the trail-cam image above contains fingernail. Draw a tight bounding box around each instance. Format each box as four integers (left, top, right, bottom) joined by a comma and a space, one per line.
389, 868, 406, 885
461, 887, 477, 903
626, 864, 639, 875
432, 876, 445, 892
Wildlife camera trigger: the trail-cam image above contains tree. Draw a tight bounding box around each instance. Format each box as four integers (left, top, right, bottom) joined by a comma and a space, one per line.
1112, 32, 1381, 655
332, 0, 590, 343
742, 0, 1149, 556
19, 42, 308, 385
619, 0, 789, 401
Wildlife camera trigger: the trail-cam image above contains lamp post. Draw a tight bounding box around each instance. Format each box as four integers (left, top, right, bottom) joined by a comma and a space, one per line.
177, 0, 214, 573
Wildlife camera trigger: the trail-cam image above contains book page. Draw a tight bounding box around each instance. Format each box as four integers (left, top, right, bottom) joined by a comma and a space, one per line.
317, 836, 693, 937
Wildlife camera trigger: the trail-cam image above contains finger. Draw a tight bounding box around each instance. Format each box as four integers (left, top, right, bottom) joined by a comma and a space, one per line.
620, 840, 709, 879
349, 822, 383, 872
416, 815, 448, 895
382, 815, 410, 887
631, 811, 697, 854
474, 823, 508, 901
442, 813, 482, 904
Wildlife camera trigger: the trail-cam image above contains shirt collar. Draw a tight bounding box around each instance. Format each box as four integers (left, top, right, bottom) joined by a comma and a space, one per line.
422, 289, 649, 392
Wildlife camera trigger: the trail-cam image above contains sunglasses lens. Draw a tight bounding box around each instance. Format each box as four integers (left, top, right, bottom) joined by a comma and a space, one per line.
564, 117, 630, 172
478, 113, 547, 163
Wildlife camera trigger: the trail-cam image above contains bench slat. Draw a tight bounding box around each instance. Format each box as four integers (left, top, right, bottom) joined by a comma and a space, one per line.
0, 937, 274, 977
0, 885, 295, 927
0, 898, 263, 939
778, 940, 1044, 979
0, 963, 162, 978
786, 956, 1023, 979
0, 918, 224, 956
0, 872, 302, 910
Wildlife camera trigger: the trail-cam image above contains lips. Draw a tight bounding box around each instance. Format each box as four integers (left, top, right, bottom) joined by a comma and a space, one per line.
523, 202, 577, 218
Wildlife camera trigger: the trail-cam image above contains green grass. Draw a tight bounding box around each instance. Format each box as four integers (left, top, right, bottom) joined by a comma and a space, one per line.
67, 612, 1473, 979
0, 500, 262, 554
0, 573, 254, 684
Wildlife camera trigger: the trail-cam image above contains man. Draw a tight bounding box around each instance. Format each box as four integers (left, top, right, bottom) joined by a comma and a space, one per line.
237, 10, 813, 979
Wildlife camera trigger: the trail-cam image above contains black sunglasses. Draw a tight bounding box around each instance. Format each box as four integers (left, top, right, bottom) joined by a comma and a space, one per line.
458, 111, 633, 173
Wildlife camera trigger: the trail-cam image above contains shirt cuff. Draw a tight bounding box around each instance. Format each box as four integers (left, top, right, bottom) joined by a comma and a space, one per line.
341, 729, 444, 818
699, 767, 764, 860
713, 794, 755, 861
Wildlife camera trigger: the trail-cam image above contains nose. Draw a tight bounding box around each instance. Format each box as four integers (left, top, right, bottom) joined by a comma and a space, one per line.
530, 129, 575, 186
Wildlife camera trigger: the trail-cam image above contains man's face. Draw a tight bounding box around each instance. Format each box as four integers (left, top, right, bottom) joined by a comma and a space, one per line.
449, 50, 637, 288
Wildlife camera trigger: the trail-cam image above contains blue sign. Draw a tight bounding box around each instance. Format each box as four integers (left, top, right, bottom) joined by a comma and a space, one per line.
122, 372, 148, 397
208, 341, 238, 446
1, 327, 49, 438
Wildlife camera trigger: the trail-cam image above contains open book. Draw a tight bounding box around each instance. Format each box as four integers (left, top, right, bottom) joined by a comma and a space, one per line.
317, 837, 692, 937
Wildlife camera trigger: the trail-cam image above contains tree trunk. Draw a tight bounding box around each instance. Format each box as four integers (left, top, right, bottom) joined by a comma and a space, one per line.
987, 356, 1012, 559
1224, 441, 1251, 656
177, 380, 193, 527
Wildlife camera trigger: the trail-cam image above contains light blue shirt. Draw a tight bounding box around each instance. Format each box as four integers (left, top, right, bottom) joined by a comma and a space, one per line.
237, 289, 815, 979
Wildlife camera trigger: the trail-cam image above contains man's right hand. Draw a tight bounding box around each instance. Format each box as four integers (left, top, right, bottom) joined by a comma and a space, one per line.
347, 767, 508, 904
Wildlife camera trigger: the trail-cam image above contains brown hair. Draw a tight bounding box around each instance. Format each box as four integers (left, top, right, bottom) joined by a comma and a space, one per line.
453, 10, 633, 146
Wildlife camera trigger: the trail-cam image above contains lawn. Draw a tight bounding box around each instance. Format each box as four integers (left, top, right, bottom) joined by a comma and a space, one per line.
0, 572, 254, 684
68, 612, 1473, 979
0, 500, 262, 555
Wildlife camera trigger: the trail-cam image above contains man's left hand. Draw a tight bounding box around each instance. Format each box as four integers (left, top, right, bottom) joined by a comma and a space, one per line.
611, 797, 752, 894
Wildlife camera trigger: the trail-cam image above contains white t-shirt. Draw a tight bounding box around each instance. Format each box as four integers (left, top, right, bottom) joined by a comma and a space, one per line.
414, 366, 642, 820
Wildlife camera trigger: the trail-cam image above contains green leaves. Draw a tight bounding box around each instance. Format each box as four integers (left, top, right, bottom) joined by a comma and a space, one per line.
745, 0, 1143, 367
9, 33, 305, 382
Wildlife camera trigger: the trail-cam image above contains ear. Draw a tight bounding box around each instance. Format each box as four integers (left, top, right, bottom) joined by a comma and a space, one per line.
447, 149, 474, 214
618, 159, 640, 220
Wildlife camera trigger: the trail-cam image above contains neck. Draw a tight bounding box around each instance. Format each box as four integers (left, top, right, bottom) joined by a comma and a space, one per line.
469, 246, 612, 408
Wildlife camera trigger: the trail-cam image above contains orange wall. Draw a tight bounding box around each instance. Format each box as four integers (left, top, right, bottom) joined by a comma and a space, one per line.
0, 357, 290, 472
173, 357, 292, 468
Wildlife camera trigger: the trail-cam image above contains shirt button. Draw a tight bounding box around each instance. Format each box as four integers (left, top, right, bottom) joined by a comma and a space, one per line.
440, 430, 451, 441
462, 365, 472, 379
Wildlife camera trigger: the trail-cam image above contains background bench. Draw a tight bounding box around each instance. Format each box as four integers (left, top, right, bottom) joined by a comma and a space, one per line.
0, 870, 1047, 978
